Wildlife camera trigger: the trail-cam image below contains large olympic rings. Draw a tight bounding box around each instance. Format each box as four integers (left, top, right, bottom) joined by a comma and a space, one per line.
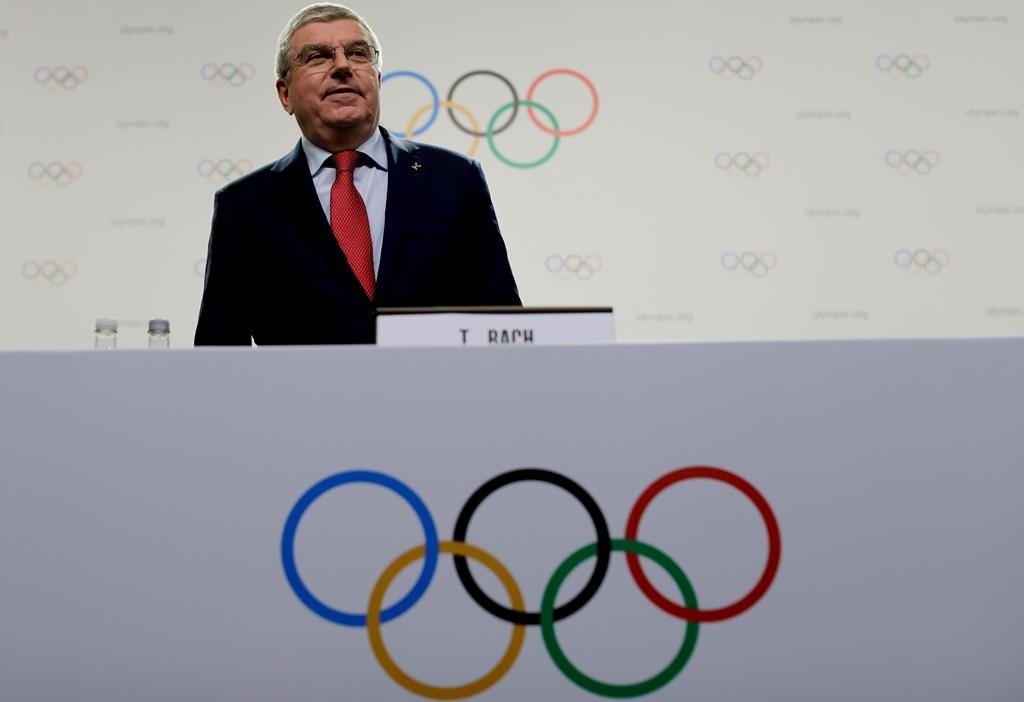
34, 65, 88, 91
281, 465, 781, 698
22, 259, 79, 287
27, 161, 83, 186
382, 68, 599, 168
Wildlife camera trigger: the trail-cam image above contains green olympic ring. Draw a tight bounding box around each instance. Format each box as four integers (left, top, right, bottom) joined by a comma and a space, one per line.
487, 100, 560, 169
541, 539, 700, 698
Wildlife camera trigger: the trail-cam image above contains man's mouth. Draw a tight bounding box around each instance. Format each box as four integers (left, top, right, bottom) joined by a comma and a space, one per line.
325, 86, 359, 98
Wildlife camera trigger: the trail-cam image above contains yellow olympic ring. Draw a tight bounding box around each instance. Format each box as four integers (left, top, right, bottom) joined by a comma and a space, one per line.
406, 100, 481, 158
366, 541, 525, 700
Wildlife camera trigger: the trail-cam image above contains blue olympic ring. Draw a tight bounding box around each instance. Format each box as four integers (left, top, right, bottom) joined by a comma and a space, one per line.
281, 470, 439, 627
382, 71, 439, 138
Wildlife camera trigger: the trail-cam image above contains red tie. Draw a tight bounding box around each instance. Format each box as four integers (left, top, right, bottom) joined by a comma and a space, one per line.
330, 150, 375, 300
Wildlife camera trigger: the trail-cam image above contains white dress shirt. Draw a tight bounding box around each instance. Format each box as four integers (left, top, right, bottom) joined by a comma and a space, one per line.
301, 130, 388, 275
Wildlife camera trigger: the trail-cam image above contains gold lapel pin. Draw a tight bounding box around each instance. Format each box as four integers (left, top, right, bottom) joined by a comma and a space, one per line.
411, 161, 422, 172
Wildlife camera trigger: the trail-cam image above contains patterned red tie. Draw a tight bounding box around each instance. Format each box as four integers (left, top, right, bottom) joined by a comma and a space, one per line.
330, 150, 375, 300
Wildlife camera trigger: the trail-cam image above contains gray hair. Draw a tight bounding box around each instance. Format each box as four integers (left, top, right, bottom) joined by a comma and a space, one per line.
275, 3, 382, 80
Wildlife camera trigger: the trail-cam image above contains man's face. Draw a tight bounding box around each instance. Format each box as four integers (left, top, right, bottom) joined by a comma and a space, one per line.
276, 19, 381, 148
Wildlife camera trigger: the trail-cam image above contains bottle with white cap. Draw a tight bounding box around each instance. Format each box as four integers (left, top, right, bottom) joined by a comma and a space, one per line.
148, 319, 171, 348
95, 318, 118, 350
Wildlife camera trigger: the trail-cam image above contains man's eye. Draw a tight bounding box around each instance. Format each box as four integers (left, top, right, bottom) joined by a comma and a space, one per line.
349, 46, 370, 60
304, 49, 332, 64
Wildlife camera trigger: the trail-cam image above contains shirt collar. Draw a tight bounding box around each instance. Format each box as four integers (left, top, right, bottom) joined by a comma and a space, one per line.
301, 128, 388, 176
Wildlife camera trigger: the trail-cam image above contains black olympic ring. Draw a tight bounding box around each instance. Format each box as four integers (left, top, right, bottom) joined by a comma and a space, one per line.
451, 468, 611, 626
446, 70, 519, 138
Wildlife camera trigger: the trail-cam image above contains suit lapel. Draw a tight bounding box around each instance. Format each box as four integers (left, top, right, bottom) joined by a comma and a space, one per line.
272, 141, 369, 300
376, 128, 426, 298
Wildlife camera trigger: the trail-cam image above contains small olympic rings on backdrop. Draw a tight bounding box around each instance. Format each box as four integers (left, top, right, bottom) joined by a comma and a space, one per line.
875, 54, 930, 79
894, 248, 950, 275
34, 65, 88, 90
382, 68, 598, 168
22, 259, 79, 287
27, 161, 83, 186
546, 254, 603, 281
200, 62, 255, 87
197, 158, 252, 184
722, 251, 778, 278
885, 149, 940, 175
708, 55, 764, 80
281, 465, 780, 698
715, 152, 770, 177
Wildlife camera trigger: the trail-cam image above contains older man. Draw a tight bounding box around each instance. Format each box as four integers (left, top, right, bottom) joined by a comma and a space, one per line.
195, 3, 520, 345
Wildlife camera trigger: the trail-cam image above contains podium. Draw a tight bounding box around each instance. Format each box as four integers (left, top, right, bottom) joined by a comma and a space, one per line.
0, 338, 1022, 700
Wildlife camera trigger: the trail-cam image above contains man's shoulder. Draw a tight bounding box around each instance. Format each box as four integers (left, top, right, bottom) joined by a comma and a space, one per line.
215, 145, 302, 201
385, 131, 480, 174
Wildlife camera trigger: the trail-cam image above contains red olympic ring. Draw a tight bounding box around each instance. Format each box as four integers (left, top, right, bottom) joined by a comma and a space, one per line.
624, 466, 781, 623
526, 69, 600, 137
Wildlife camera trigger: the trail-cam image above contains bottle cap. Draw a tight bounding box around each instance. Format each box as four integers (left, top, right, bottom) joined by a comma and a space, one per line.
148, 319, 170, 334
95, 318, 118, 333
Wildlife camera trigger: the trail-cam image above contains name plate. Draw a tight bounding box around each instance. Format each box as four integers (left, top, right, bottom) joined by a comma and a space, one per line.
376, 307, 615, 347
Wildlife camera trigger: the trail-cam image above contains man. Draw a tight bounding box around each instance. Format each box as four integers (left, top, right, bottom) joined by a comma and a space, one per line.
195, 3, 520, 345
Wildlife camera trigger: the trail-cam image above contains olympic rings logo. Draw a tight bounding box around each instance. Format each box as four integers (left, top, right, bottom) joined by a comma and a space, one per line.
715, 152, 770, 177
34, 65, 88, 91
200, 62, 255, 87
708, 56, 763, 80
281, 466, 780, 699
546, 254, 603, 281
27, 161, 83, 186
721, 251, 778, 278
22, 259, 78, 287
381, 68, 598, 169
197, 158, 252, 184
875, 54, 930, 79
885, 149, 940, 175
894, 248, 950, 275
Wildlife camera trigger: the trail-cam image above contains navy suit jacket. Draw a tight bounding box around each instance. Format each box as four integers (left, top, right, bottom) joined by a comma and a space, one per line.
195, 127, 520, 345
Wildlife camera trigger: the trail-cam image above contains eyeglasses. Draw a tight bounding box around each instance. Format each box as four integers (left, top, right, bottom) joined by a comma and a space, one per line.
289, 41, 380, 75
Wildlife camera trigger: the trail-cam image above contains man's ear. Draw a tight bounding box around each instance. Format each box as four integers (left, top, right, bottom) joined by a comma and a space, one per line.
276, 78, 294, 115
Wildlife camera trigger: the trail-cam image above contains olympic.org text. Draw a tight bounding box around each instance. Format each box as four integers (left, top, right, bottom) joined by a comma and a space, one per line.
954, 14, 1009, 24
114, 120, 170, 130
636, 313, 694, 324
976, 206, 1024, 216
805, 208, 861, 219
789, 16, 843, 26
110, 218, 166, 228
797, 110, 852, 121
987, 307, 1024, 318
965, 109, 1020, 119
812, 309, 869, 321
119, 26, 174, 35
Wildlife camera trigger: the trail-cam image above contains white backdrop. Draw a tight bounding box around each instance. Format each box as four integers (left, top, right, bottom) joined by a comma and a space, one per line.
1, 0, 1022, 348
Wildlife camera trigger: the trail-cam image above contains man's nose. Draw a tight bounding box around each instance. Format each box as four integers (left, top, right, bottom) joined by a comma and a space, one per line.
329, 48, 352, 75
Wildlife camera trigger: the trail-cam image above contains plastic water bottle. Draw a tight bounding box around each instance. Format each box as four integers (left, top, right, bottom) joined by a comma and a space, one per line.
148, 319, 170, 348
95, 318, 118, 349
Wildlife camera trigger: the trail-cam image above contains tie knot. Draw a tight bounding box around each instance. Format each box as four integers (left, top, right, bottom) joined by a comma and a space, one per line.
334, 150, 361, 173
